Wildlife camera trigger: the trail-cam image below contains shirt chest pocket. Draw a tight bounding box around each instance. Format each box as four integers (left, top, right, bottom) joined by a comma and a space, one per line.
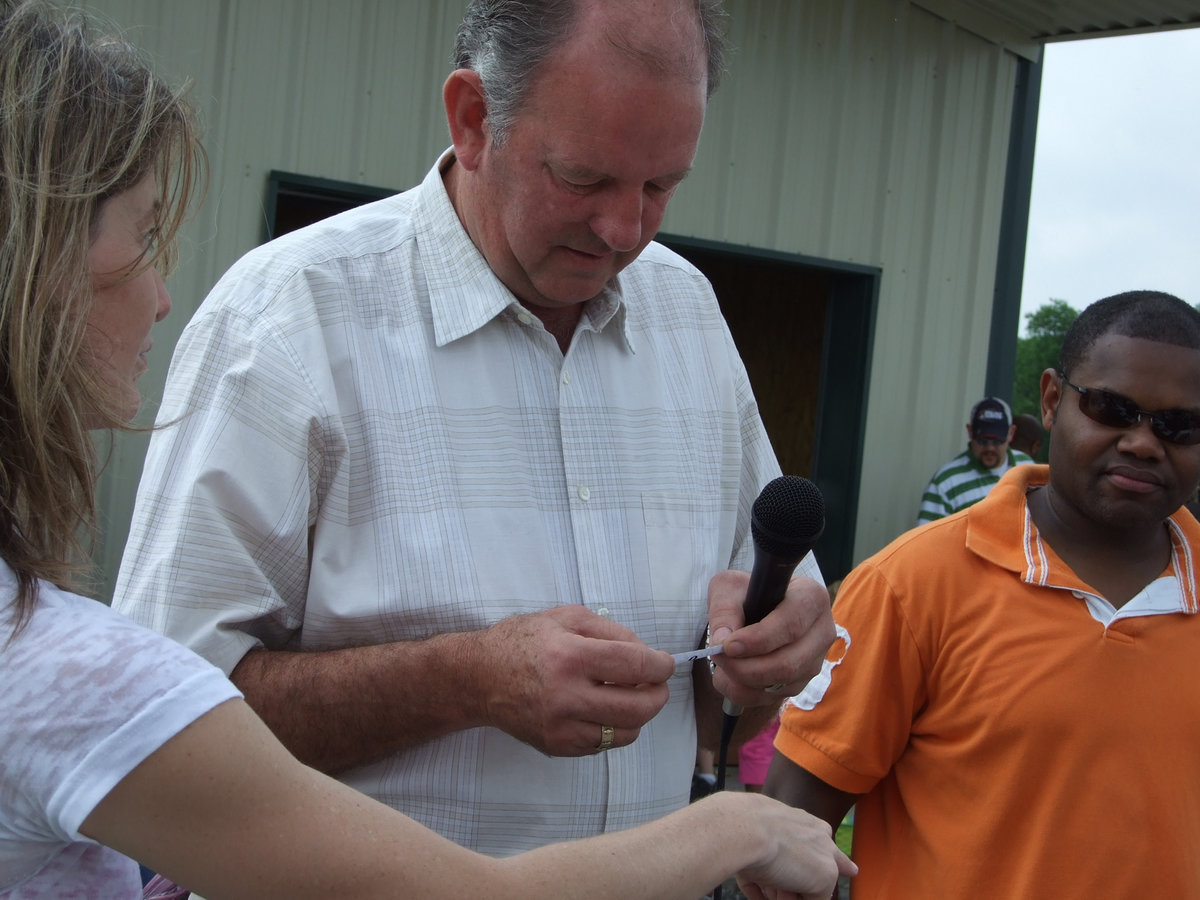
641, 492, 730, 653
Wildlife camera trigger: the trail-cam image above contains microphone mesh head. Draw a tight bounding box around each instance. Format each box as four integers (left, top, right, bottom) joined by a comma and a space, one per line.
750, 475, 825, 556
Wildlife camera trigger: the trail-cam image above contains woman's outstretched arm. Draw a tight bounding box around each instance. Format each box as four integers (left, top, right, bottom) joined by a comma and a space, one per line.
83, 698, 853, 900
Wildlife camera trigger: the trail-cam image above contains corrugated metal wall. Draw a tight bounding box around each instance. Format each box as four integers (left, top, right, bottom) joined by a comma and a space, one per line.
676, 0, 1018, 554
83, 0, 1021, 598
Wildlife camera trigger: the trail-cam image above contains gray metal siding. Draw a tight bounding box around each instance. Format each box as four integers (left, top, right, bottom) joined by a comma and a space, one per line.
669, 1, 1018, 554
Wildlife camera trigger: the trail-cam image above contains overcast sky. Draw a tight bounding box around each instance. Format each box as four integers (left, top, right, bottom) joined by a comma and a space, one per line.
1018, 26, 1200, 334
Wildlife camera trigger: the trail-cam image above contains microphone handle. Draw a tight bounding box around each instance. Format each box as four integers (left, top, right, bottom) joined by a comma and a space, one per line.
742, 553, 806, 626
723, 549, 809, 716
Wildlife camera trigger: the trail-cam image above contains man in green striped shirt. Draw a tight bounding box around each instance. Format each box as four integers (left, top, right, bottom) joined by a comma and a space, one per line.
917, 397, 1035, 525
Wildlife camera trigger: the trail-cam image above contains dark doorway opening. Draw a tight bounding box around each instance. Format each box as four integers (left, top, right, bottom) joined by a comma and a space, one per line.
661, 236, 878, 582
264, 170, 397, 243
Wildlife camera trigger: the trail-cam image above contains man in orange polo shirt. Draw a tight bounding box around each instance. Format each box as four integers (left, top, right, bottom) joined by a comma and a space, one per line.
766, 290, 1200, 898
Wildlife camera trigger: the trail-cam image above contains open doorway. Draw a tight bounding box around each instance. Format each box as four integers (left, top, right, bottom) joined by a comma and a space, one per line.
264, 170, 396, 242
660, 236, 878, 581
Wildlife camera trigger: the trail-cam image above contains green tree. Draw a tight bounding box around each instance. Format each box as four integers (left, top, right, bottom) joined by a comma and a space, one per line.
1012, 298, 1078, 428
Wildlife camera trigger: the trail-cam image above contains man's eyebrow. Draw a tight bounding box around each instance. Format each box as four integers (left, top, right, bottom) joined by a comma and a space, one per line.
657, 167, 692, 184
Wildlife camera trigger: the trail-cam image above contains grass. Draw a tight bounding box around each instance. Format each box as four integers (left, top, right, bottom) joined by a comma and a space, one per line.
835, 818, 853, 856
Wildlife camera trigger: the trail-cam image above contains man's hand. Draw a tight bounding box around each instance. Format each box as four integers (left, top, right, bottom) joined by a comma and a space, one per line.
470, 605, 676, 756
705, 570, 835, 709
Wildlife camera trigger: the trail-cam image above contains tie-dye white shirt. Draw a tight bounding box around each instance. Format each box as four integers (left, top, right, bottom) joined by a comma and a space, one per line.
0, 563, 239, 898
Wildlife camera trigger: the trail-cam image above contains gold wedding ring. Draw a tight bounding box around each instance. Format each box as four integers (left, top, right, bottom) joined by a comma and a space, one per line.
597, 724, 615, 752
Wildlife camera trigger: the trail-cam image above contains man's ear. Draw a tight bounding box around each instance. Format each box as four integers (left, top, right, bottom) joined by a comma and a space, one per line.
443, 68, 490, 171
1040, 368, 1062, 430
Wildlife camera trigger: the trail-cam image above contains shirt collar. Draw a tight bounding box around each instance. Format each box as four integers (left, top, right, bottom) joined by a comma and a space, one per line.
414, 149, 635, 353
966, 464, 1200, 614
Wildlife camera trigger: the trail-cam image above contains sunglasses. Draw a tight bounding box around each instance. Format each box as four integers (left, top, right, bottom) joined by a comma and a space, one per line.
1059, 373, 1200, 446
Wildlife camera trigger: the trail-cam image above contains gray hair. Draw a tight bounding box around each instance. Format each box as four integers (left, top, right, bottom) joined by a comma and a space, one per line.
452, 0, 728, 143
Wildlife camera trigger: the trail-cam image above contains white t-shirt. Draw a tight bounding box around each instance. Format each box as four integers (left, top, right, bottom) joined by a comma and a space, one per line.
0, 563, 240, 898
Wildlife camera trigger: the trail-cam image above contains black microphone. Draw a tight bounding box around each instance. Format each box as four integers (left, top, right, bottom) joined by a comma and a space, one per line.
709, 476, 828, 900
742, 475, 826, 626
722, 475, 826, 717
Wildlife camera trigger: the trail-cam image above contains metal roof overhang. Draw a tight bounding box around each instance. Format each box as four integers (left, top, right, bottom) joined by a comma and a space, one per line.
919, 2, 1200, 406
912, 0, 1200, 59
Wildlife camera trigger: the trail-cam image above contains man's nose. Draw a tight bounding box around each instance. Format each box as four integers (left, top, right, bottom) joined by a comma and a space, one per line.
590, 186, 643, 253
1118, 415, 1167, 459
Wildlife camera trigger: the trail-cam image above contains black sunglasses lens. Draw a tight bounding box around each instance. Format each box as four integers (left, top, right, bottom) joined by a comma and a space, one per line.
1153, 411, 1200, 445
1077, 386, 1200, 445
1080, 389, 1138, 428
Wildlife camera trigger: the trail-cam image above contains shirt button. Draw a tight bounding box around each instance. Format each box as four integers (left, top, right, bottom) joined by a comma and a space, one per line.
517, 311, 534, 325
578, 485, 591, 501
561, 370, 571, 385
1071, 591, 1084, 599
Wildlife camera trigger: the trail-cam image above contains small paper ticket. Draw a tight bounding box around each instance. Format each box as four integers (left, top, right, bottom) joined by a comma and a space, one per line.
671, 645, 725, 667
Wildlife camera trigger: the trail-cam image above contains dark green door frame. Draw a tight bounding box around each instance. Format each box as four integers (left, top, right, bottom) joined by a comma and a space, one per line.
986, 55, 1044, 400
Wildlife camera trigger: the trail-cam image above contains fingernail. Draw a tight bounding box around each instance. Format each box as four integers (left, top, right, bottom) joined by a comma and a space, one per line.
710, 627, 732, 645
